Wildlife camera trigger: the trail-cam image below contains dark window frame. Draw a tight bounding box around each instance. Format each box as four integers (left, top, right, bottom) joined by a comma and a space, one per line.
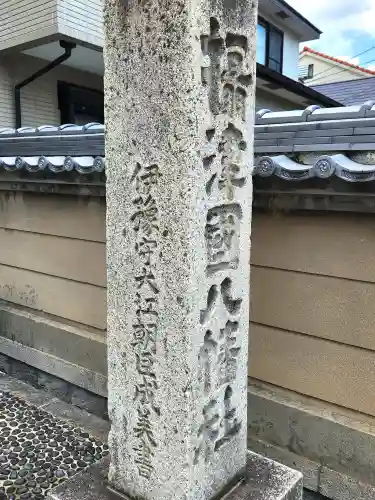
57, 81, 104, 125
257, 16, 284, 74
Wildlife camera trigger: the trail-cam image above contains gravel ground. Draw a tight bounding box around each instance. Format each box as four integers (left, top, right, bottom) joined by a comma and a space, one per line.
0, 390, 107, 500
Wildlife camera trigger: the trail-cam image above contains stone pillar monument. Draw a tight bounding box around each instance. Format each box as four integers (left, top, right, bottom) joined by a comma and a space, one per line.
105, 1, 254, 498
46, 1, 302, 499
102, 1, 302, 500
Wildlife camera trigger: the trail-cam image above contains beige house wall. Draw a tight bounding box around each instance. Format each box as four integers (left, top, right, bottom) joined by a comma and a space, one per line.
57, 0, 103, 48
0, 0, 103, 51
0, 53, 103, 128
250, 211, 375, 418
0, 0, 58, 51
1, 192, 375, 418
0, 191, 106, 331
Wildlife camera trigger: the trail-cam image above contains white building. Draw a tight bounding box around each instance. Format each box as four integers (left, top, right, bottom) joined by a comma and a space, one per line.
255, 0, 340, 110
0, 0, 339, 128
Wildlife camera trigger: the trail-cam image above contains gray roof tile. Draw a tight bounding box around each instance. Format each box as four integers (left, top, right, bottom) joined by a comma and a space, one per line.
1, 119, 375, 184
312, 78, 375, 107
254, 153, 375, 182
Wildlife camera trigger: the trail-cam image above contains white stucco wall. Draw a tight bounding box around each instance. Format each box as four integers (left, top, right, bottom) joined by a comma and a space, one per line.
282, 31, 300, 80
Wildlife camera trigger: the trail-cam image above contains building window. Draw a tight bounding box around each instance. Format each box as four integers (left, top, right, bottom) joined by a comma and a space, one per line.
256, 17, 284, 73
58, 82, 104, 125
299, 64, 314, 81
256, 23, 267, 66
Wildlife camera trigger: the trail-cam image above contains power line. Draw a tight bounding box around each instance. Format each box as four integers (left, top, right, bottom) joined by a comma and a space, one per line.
303, 43, 375, 82
310, 56, 375, 85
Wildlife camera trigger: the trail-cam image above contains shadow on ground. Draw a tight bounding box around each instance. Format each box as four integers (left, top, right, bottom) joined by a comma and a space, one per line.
304, 490, 328, 499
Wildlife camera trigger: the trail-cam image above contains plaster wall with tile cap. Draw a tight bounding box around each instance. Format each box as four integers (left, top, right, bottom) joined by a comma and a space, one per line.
2, 100, 375, 499
250, 101, 375, 500
0, 123, 107, 401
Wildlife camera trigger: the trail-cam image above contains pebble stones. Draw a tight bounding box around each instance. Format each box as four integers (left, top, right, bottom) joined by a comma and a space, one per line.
0, 392, 106, 499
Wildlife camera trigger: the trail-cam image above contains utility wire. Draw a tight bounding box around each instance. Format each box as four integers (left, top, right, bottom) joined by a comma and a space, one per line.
309, 56, 375, 85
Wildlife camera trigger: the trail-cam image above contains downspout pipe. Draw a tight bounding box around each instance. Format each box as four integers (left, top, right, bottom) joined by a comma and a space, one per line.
15, 40, 76, 128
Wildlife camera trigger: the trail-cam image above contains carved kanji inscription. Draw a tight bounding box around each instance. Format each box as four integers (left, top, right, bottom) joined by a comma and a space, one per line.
130, 163, 162, 478
194, 385, 241, 464
205, 204, 242, 275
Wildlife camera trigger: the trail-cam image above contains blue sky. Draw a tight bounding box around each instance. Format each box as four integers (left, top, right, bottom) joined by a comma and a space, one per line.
287, 0, 375, 69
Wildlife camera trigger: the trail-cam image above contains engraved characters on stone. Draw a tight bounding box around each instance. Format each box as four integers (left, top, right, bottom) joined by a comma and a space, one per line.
205, 204, 242, 275
194, 386, 241, 464
194, 18, 250, 465
131, 162, 161, 478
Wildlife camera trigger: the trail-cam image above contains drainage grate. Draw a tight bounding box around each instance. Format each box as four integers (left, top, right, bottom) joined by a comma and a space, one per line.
0, 391, 108, 500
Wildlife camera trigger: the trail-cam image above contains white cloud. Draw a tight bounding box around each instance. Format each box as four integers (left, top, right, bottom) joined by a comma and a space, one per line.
286, 0, 375, 58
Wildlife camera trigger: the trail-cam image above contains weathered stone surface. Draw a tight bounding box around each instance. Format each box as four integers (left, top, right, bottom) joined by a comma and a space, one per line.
304, 490, 328, 500
319, 467, 375, 500
41, 400, 110, 443
0, 373, 56, 408
11, 359, 38, 386
0, 372, 110, 444
104, 0, 256, 499
0, 354, 11, 375
248, 436, 320, 492
0, 301, 107, 388
48, 452, 302, 500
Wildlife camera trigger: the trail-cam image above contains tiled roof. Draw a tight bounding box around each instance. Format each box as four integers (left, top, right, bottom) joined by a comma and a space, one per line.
255, 101, 375, 126
0, 123, 104, 173
2, 112, 375, 183
0, 155, 105, 174
254, 102, 375, 182
255, 102, 375, 156
0, 123, 104, 135
254, 152, 375, 182
300, 46, 375, 76
312, 77, 375, 106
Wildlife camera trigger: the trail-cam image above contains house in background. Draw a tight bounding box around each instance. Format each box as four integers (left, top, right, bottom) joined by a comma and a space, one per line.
0, 0, 104, 128
0, 0, 339, 130
255, 0, 340, 110
299, 46, 375, 85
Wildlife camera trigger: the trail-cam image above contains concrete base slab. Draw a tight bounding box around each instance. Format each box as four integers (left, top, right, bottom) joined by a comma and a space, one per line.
248, 381, 375, 499
319, 467, 375, 500
248, 437, 320, 492
47, 452, 302, 500
0, 301, 107, 397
